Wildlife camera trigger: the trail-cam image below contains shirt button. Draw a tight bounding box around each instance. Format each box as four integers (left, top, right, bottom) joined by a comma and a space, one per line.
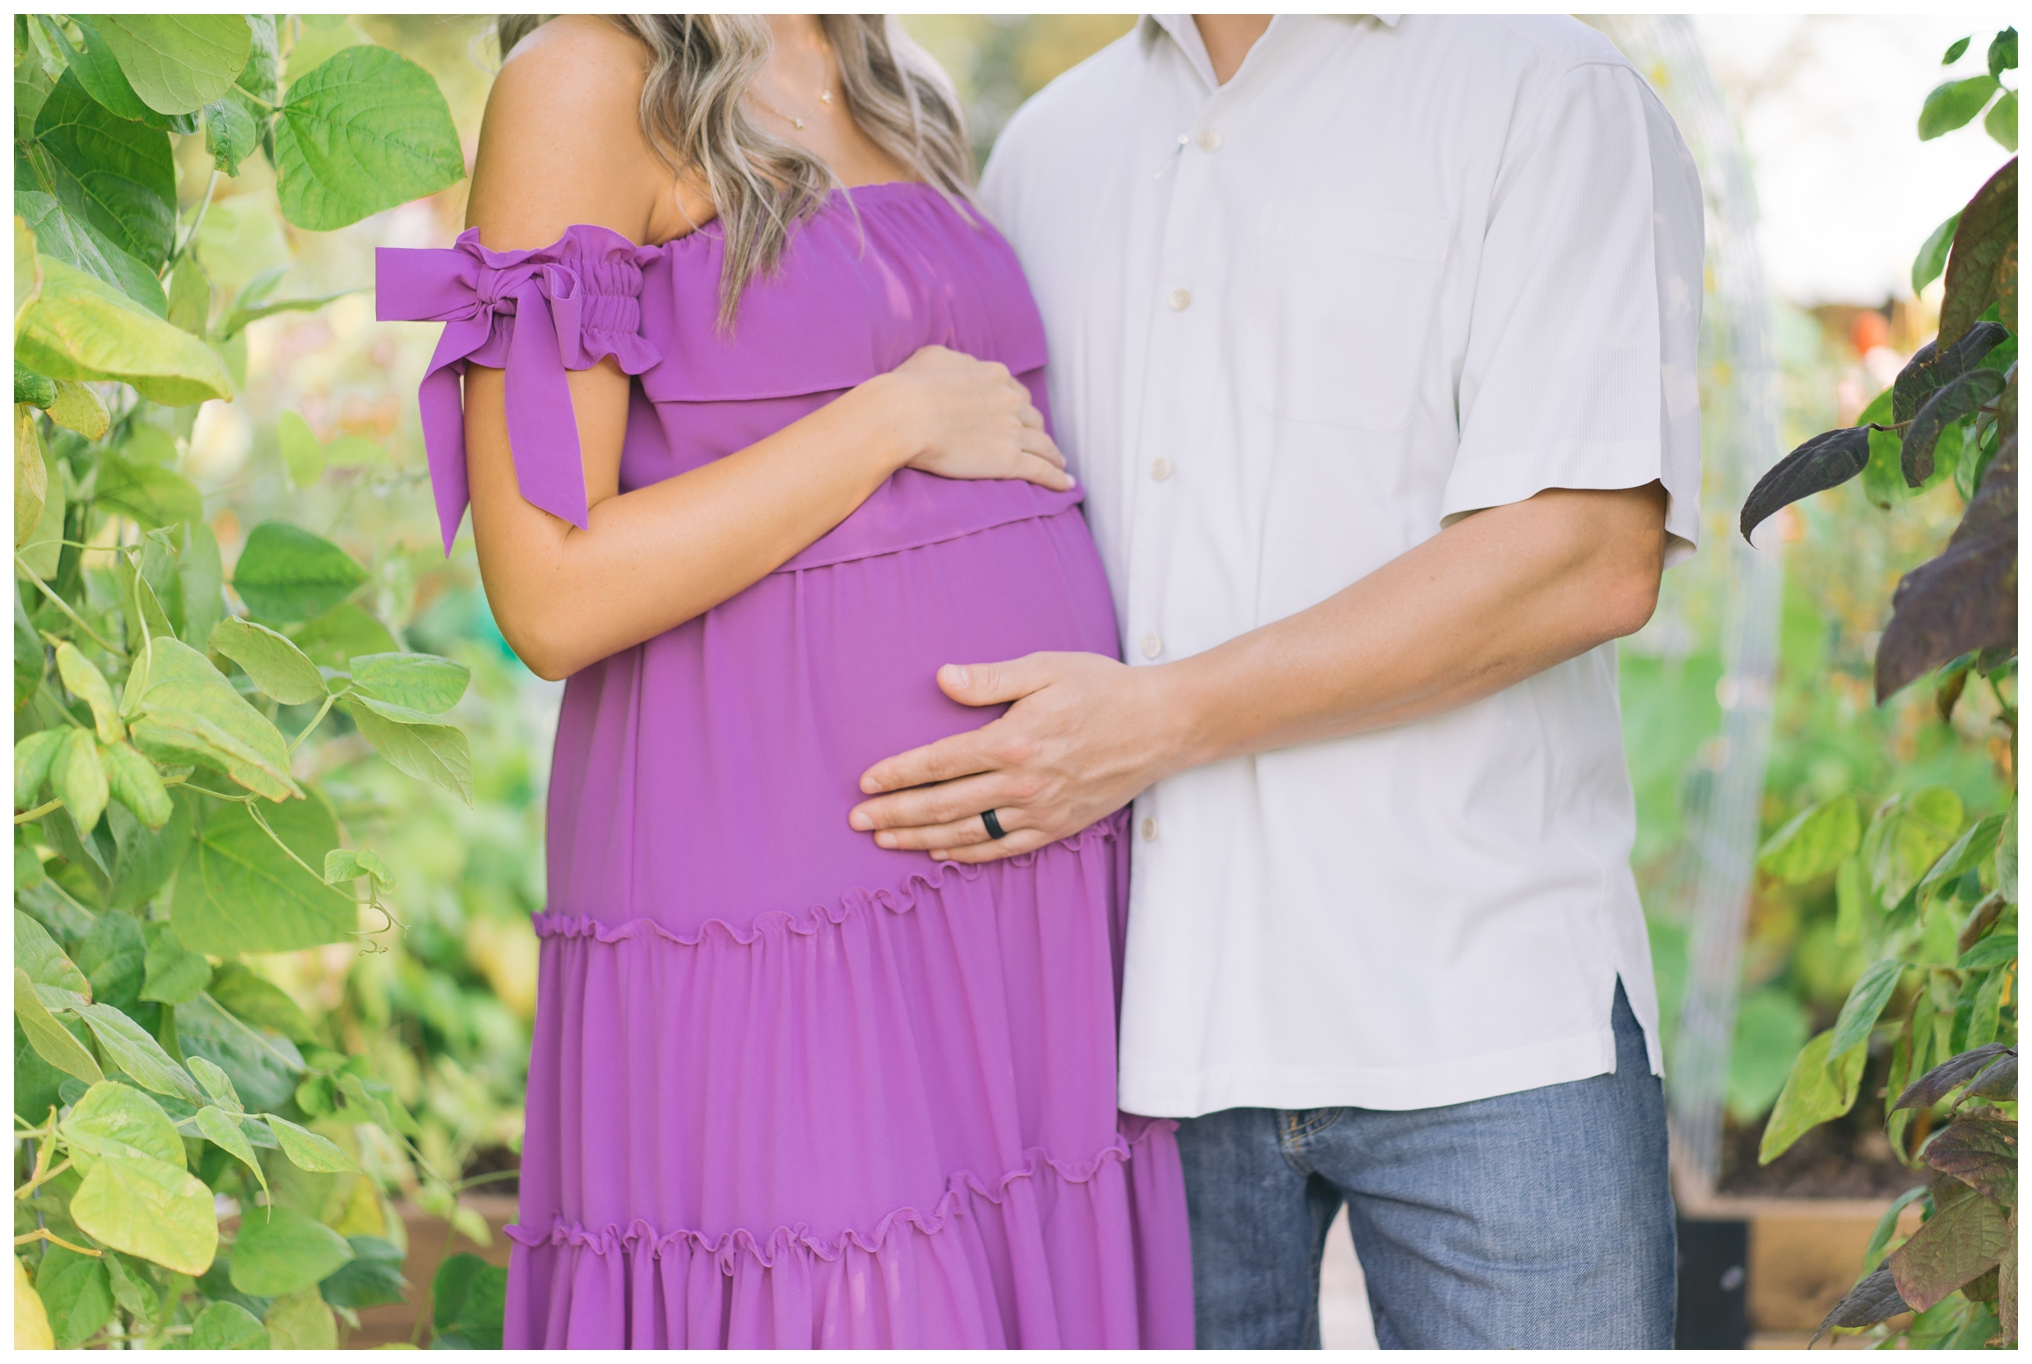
1150, 457, 1173, 482
1141, 816, 1160, 842
1140, 633, 1163, 659
1198, 129, 1223, 152
1167, 287, 1192, 311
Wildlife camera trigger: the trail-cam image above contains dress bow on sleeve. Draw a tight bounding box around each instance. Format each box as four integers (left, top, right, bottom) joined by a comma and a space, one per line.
375, 225, 662, 553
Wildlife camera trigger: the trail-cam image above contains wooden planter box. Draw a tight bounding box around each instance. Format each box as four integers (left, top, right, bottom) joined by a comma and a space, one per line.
343, 1193, 519, 1350
1675, 1184, 1924, 1350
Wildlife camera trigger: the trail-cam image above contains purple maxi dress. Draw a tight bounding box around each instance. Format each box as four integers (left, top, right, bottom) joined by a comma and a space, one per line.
375, 183, 1195, 1349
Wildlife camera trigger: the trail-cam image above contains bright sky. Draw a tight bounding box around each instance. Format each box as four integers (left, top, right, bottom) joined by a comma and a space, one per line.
1693, 14, 2017, 307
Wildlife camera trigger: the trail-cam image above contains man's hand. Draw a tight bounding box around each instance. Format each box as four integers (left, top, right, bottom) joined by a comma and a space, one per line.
848, 652, 1182, 864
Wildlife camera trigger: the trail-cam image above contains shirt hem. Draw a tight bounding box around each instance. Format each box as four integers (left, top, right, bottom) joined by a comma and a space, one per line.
1120, 1023, 1652, 1119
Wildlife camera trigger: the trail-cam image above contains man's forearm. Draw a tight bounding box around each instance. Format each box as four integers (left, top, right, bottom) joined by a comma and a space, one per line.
1151, 483, 1670, 773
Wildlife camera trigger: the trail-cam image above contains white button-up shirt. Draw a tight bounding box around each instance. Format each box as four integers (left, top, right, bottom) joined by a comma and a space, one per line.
982, 14, 1704, 1116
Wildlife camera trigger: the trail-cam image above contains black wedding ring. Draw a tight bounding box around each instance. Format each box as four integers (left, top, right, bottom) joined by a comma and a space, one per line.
981, 809, 1006, 840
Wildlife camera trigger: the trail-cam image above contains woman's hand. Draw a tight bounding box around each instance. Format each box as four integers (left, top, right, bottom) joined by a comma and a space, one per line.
880, 345, 1074, 491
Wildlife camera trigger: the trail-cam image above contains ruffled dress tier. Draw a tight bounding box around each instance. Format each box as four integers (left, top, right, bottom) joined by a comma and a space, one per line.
375, 183, 1194, 1349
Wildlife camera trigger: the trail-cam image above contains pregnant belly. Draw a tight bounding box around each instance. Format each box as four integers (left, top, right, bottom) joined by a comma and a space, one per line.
544, 507, 1121, 933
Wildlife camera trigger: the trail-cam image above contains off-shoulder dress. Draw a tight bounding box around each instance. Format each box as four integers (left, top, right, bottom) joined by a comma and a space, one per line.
375, 182, 1194, 1348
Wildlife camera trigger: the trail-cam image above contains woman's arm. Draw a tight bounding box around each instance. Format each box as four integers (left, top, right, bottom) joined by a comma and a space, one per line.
459, 18, 1066, 680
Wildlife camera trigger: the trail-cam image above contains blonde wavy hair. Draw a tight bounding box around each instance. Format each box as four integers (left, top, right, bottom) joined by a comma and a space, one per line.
497, 15, 976, 326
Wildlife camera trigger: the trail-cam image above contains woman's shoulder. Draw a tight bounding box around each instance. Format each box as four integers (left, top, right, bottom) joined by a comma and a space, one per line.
467, 18, 673, 252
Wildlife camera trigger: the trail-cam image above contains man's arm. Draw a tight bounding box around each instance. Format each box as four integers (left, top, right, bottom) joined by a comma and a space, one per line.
848, 480, 1668, 862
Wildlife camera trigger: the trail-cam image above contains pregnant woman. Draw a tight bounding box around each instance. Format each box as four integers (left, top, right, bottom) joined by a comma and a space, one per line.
375, 14, 1192, 1350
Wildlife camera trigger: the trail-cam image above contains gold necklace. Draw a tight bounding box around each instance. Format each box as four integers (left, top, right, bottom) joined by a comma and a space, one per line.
752, 46, 836, 131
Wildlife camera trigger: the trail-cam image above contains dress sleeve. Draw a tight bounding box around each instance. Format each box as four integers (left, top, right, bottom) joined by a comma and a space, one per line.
375, 225, 662, 554
1442, 62, 1705, 567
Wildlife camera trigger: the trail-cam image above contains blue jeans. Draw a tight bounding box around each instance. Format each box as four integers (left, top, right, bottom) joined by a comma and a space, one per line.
1173, 980, 1674, 1349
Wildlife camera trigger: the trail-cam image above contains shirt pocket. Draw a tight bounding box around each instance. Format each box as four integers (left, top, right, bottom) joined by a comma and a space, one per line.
1242, 203, 1451, 432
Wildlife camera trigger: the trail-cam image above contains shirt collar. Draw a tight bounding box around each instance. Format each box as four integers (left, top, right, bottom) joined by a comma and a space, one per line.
1141, 15, 1400, 91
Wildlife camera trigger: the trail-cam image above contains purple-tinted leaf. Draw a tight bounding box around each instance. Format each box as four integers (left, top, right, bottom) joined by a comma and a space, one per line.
1893, 320, 2010, 424
1903, 368, 2007, 486
1940, 158, 2017, 349
1888, 1186, 2011, 1312
1813, 1265, 1912, 1343
1895, 1043, 2014, 1111
1923, 1116, 2017, 1204
1876, 435, 2016, 700
1967, 1052, 2017, 1101
1741, 425, 1873, 541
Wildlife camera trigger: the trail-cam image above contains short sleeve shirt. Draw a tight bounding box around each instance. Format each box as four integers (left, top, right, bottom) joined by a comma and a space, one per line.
981, 14, 1704, 1116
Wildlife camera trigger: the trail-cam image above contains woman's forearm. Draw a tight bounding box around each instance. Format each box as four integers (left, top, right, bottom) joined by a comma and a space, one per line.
466, 366, 918, 679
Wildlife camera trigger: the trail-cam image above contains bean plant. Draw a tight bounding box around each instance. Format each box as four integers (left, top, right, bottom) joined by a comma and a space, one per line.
13, 13, 505, 1349
1741, 27, 2017, 1350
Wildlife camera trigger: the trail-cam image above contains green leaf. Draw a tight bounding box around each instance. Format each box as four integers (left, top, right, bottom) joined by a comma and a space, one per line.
95, 451, 205, 527
204, 961, 318, 1045
15, 432, 65, 581
14, 405, 47, 554
1758, 795, 1861, 883
229, 1204, 354, 1296
277, 410, 323, 488
1887, 1185, 2011, 1312
1920, 74, 2003, 140
323, 846, 396, 891
1759, 1026, 1869, 1164
77, 1000, 203, 1103
430, 1252, 507, 1350
53, 728, 109, 834
1987, 88, 2019, 151
264, 1111, 360, 1173
60, 1078, 185, 1168
70, 1152, 218, 1275
318, 1235, 408, 1309
1862, 789, 1966, 909
209, 617, 327, 706
33, 1246, 114, 1350
1990, 26, 2018, 76
203, 94, 258, 176
336, 1071, 420, 1137
273, 45, 465, 232
231, 520, 369, 625
15, 257, 234, 407
15, 362, 57, 409
189, 1299, 270, 1350
1945, 36, 1973, 64
75, 908, 144, 1011
15, 909, 91, 995
48, 17, 179, 128
1940, 160, 2018, 350
140, 921, 211, 1005
26, 71, 177, 267
349, 651, 470, 714
187, 1053, 242, 1112
14, 967, 104, 1083
166, 254, 210, 339
174, 990, 304, 1114
286, 601, 399, 670
1727, 987, 1811, 1121
129, 636, 299, 801
46, 380, 109, 440
177, 520, 225, 652
1957, 932, 2017, 971
171, 796, 354, 955
102, 740, 173, 830
15, 729, 62, 810
1829, 958, 1906, 1058
13, 189, 169, 319
346, 695, 473, 804
106, 788, 194, 909
192, 1102, 266, 1197
91, 16, 253, 116
265, 1286, 338, 1349
54, 641, 123, 744
1920, 813, 2007, 902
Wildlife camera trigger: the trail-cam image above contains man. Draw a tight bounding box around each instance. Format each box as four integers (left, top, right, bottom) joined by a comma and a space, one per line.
849, 14, 1702, 1349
